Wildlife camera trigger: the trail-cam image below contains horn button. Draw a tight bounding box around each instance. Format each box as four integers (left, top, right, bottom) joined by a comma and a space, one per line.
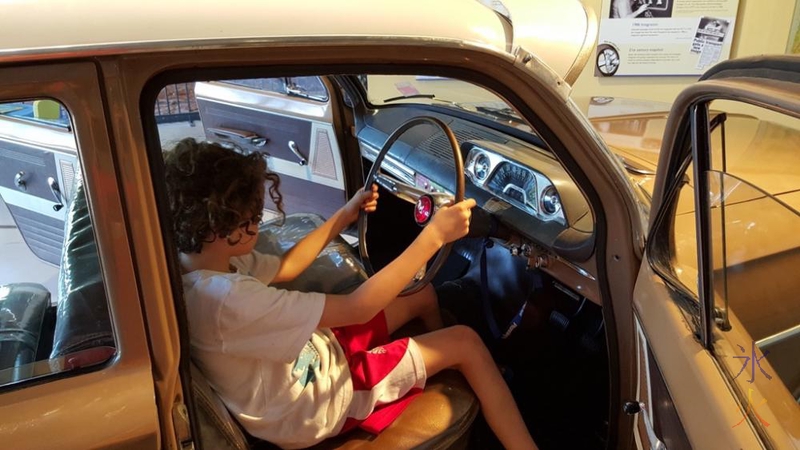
415, 195, 434, 226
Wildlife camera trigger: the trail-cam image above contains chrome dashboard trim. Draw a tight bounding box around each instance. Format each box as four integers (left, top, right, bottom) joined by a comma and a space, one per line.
558, 256, 597, 281
359, 140, 416, 185
465, 145, 566, 225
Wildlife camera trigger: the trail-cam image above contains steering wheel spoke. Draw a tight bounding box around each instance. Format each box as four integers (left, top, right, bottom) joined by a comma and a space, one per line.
375, 173, 454, 208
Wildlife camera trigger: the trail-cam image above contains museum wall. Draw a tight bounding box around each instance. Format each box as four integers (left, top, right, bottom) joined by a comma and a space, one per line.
571, 0, 797, 103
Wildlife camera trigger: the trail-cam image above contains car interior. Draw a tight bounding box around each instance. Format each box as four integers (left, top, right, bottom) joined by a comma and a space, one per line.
147, 72, 611, 449
0, 72, 614, 449
4, 66, 800, 448
3, 59, 800, 450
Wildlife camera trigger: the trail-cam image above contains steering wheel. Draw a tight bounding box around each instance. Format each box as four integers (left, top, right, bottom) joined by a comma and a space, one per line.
358, 116, 465, 295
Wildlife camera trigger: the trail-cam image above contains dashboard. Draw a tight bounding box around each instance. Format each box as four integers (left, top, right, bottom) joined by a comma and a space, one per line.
356, 106, 595, 264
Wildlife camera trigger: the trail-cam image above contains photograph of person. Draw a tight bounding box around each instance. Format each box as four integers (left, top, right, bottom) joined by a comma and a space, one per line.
609, 0, 673, 19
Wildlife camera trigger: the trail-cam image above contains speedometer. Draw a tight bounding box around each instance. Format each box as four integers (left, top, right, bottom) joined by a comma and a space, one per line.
486, 162, 537, 212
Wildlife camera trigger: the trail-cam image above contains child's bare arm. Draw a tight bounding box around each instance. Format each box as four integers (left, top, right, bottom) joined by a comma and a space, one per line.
273, 185, 378, 283
318, 199, 476, 328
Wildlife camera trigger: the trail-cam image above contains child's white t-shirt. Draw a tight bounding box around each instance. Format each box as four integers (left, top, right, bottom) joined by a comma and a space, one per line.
183, 251, 352, 449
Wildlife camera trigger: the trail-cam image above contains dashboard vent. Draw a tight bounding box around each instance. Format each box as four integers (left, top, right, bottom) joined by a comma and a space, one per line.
418, 123, 499, 169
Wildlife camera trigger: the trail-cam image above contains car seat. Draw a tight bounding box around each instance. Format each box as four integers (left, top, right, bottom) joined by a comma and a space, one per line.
0, 175, 113, 387
191, 213, 479, 449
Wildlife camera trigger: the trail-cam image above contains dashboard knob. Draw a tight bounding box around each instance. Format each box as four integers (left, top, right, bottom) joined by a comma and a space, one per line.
540, 186, 561, 215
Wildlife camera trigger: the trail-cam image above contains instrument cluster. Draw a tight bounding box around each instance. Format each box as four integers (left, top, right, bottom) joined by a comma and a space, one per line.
465, 145, 564, 224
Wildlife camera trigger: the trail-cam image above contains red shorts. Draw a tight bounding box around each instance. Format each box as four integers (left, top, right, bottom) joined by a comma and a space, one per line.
331, 311, 427, 434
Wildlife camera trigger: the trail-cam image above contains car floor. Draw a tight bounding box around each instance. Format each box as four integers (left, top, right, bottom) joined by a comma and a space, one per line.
435, 244, 609, 450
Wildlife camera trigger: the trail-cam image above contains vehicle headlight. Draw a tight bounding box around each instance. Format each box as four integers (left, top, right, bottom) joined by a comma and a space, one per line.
540, 186, 561, 215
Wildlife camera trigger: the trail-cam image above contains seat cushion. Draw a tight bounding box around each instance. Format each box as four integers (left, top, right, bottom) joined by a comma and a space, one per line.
307, 370, 478, 450
0, 283, 49, 379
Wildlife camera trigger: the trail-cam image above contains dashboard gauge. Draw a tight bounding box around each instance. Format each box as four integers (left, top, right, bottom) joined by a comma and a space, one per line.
487, 162, 537, 212
540, 185, 561, 215
473, 153, 491, 181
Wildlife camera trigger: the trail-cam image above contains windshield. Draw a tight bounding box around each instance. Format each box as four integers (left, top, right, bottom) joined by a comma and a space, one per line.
362, 75, 534, 134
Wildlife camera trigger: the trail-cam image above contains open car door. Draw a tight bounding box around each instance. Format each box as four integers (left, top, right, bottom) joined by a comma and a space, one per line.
631, 56, 800, 449
194, 77, 348, 219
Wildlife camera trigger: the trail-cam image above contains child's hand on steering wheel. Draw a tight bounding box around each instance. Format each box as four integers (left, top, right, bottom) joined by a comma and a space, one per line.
342, 183, 379, 224
426, 198, 476, 246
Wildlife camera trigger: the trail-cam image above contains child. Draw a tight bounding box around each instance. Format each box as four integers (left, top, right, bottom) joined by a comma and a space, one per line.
164, 138, 537, 450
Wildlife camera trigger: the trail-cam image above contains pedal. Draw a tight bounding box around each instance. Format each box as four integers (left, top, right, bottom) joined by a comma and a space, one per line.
549, 310, 570, 333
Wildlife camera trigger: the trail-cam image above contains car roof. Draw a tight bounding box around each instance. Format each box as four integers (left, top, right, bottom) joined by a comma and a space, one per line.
0, 0, 595, 84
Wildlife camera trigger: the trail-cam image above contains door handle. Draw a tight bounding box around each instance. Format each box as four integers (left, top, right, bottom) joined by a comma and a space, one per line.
288, 140, 307, 166
47, 177, 64, 211
207, 127, 267, 151
624, 401, 667, 450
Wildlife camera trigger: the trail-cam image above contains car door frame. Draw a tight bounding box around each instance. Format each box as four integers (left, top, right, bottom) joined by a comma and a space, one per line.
634, 57, 800, 449
104, 36, 653, 449
0, 62, 160, 449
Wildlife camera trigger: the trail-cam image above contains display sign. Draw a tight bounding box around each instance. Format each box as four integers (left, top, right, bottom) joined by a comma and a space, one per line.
595, 0, 740, 76
789, 1, 800, 54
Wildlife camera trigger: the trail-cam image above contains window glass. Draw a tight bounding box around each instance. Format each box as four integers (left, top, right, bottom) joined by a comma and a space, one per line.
155, 77, 339, 221
361, 75, 534, 134
0, 100, 70, 128
0, 99, 114, 387
661, 99, 800, 435
221, 76, 328, 102
704, 101, 800, 403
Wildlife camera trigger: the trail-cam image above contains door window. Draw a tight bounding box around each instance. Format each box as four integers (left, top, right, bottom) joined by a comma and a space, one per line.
654, 99, 800, 440
222, 76, 329, 102
156, 77, 346, 221
0, 99, 115, 387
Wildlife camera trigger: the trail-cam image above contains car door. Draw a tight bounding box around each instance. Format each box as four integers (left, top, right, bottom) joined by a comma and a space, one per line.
632, 57, 800, 449
0, 63, 160, 449
194, 77, 348, 219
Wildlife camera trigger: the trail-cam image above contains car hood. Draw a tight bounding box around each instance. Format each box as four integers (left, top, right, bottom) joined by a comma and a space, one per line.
575, 96, 671, 211
3, 0, 597, 87
480, 0, 598, 85
578, 95, 800, 218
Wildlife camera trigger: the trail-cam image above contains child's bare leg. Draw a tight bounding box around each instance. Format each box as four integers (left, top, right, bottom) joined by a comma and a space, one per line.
413, 325, 538, 450
384, 283, 443, 333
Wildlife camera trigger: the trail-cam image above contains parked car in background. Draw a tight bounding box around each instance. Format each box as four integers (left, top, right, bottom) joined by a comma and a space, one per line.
1, 0, 799, 449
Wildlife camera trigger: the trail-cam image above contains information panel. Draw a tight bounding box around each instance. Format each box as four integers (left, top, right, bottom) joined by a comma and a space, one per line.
595, 0, 740, 76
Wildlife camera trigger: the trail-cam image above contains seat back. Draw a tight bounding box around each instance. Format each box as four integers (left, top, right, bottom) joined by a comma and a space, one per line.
50, 180, 113, 359
0, 283, 49, 381
191, 361, 251, 450
255, 213, 367, 294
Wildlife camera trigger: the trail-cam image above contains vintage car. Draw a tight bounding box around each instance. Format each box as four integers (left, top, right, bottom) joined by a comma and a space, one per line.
0, 0, 799, 449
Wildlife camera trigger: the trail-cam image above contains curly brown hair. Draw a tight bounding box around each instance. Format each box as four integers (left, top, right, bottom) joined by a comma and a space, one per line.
164, 138, 284, 253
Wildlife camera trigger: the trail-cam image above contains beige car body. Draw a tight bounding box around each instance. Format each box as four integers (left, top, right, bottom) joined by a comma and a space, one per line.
0, 1, 797, 449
